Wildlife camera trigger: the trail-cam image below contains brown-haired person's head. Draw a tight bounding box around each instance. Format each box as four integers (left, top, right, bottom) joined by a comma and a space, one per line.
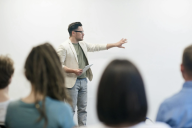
68, 22, 82, 37
181, 44, 192, 80
68, 22, 84, 42
0, 55, 14, 89
24, 43, 71, 127
97, 59, 147, 127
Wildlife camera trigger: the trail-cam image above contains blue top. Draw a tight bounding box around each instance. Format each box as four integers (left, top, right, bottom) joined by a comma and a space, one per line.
156, 81, 192, 128
5, 97, 75, 128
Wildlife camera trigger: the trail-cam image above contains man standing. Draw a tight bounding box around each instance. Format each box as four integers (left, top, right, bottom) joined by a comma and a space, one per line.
57, 22, 127, 126
156, 44, 192, 128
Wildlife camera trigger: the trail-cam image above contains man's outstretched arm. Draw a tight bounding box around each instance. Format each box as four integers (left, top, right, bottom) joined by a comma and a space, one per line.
107, 38, 127, 49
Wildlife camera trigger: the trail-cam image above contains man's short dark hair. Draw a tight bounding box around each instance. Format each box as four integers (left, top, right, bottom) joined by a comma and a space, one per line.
97, 59, 147, 126
183, 44, 192, 76
68, 22, 82, 37
0, 55, 14, 89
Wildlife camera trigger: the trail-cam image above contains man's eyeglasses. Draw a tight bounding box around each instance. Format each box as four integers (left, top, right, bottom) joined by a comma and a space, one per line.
74, 31, 84, 34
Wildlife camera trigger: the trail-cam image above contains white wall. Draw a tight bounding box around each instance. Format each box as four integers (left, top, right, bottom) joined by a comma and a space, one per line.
1, 0, 192, 125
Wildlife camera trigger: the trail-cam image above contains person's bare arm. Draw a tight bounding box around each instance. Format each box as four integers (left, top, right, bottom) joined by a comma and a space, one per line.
107, 38, 127, 49
63, 66, 83, 76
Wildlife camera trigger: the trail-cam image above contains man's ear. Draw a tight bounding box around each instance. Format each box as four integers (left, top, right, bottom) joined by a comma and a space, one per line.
181, 63, 184, 73
72, 31, 75, 36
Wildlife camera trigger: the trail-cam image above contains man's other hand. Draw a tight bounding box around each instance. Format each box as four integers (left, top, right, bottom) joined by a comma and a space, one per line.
74, 69, 83, 76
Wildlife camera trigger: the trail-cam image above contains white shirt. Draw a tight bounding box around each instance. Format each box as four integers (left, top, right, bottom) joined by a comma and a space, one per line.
82, 122, 170, 128
0, 100, 10, 125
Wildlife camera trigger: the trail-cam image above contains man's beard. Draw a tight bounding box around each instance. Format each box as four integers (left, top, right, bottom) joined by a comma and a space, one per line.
77, 38, 83, 41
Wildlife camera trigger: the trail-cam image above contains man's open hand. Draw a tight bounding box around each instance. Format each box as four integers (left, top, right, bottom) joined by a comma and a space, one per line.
116, 38, 127, 48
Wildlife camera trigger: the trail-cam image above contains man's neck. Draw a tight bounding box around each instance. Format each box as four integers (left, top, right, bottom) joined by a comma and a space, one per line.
69, 37, 78, 44
183, 73, 192, 81
185, 79, 192, 81
0, 87, 9, 102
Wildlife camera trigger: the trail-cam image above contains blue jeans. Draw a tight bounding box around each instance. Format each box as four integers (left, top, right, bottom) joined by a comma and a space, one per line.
67, 78, 87, 126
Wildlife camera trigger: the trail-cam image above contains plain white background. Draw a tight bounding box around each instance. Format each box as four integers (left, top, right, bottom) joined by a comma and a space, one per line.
1, 0, 192, 125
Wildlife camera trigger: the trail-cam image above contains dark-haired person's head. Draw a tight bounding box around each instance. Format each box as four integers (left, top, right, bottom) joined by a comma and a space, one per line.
0, 55, 14, 89
97, 59, 147, 127
68, 22, 84, 41
181, 44, 192, 80
24, 43, 71, 127
68, 22, 82, 37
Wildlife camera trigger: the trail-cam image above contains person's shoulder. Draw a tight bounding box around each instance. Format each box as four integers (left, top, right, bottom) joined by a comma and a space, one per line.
7, 100, 21, 107
81, 123, 171, 128
148, 122, 170, 128
160, 91, 182, 107
58, 40, 70, 48
0, 100, 11, 106
6, 100, 22, 113
132, 122, 170, 128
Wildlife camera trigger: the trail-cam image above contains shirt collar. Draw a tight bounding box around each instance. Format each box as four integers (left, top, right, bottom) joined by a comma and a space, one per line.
183, 81, 192, 88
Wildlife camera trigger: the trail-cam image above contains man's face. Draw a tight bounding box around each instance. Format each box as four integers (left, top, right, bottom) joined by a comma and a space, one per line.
74, 26, 84, 41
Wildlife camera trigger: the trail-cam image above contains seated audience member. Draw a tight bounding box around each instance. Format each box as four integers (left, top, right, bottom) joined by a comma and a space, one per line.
5, 43, 75, 128
90, 60, 170, 128
156, 44, 192, 128
0, 55, 14, 126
